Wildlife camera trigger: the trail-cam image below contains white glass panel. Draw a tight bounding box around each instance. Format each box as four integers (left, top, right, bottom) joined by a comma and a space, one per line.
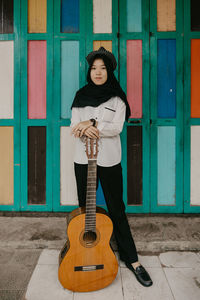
60, 127, 78, 205
93, 0, 112, 33
0, 41, 13, 119
191, 126, 200, 205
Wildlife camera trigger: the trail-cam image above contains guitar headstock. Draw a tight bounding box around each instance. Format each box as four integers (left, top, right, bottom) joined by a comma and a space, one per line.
84, 137, 98, 160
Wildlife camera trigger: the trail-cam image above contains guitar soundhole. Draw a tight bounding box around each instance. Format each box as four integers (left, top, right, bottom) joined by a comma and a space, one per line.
83, 231, 97, 244
80, 229, 100, 248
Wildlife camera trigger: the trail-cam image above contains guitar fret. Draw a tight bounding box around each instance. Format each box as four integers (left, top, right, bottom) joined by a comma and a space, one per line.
84, 140, 98, 232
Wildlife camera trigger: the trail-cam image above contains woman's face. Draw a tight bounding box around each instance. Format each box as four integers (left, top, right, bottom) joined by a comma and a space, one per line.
90, 58, 108, 85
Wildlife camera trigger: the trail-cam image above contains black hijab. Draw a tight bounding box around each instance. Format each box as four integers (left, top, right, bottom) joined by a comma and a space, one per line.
71, 54, 131, 121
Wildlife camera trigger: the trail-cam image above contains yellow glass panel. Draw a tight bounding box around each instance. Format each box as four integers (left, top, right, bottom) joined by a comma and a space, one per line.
28, 0, 47, 33
0, 127, 14, 205
157, 0, 176, 31
93, 41, 112, 52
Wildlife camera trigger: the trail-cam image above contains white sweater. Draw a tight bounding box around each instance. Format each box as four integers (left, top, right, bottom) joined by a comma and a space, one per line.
70, 96, 126, 167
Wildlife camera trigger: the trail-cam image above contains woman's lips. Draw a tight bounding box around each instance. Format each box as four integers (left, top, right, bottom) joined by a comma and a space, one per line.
95, 77, 102, 80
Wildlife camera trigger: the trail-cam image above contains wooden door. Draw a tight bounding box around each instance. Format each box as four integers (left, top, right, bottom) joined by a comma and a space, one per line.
184, 0, 200, 213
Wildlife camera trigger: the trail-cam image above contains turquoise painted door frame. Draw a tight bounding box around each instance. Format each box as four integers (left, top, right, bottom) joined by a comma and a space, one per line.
0, 0, 21, 212
149, 0, 184, 213
20, 0, 54, 211
119, 0, 184, 213
119, 0, 150, 213
183, 0, 200, 213
52, 0, 87, 212
52, 0, 119, 212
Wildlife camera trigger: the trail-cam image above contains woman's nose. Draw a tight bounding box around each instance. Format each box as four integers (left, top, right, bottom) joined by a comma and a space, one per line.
96, 69, 101, 74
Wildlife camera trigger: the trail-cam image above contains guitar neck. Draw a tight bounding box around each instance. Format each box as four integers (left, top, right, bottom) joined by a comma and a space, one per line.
85, 159, 97, 232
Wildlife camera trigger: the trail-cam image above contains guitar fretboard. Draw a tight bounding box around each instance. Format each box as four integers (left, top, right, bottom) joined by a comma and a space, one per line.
85, 159, 97, 232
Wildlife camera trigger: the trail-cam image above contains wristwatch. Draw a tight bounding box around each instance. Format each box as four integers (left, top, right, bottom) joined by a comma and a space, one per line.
90, 118, 96, 127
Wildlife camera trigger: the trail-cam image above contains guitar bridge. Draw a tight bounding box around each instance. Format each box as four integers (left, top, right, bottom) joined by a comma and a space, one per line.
74, 264, 104, 272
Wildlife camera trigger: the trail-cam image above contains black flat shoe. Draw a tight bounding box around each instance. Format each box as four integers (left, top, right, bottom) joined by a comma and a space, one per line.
125, 262, 153, 287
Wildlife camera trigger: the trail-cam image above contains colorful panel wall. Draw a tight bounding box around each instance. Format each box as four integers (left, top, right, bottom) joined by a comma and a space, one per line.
0, 0, 200, 213
19, 0, 51, 210
0, 0, 16, 209
120, 0, 150, 213
149, 0, 183, 213
185, 1, 200, 211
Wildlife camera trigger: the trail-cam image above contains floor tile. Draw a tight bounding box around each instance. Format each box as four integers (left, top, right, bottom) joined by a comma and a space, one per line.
138, 255, 161, 268
164, 267, 200, 300
25, 264, 73, 300
121, 267, 174, 300
120, 255, 161, 268
159, 251, 200, 268
74, 270, 123, 300
37, 249, 59, 265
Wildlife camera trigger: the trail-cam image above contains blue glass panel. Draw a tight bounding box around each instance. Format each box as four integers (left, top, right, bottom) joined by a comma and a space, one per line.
127, 0, 142, 32
157, 126, 176, 205
157, 40, 176, 118
61, 0, 79, 33
61, 41, 79, 119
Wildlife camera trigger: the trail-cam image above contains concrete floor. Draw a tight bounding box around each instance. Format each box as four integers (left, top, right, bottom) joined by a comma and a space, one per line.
25, 249, 200, 300
0, 214, 199, 299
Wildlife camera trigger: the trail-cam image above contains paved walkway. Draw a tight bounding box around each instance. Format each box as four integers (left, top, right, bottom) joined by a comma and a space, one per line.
24, 250, 200, 300
0, 215, 200, 299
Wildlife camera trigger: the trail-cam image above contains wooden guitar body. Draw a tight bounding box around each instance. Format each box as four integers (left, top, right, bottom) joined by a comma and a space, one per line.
58, 207, 118, 292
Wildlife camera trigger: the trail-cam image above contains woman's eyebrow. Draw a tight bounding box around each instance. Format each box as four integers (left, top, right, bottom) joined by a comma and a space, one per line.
92, 64, 105, 67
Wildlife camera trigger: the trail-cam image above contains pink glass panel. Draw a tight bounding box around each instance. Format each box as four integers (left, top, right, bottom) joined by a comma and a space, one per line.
28, 41, 46, 119
127, 40, 142, 118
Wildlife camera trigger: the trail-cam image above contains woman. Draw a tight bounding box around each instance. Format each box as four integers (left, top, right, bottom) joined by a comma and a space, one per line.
70, 47, 153, 287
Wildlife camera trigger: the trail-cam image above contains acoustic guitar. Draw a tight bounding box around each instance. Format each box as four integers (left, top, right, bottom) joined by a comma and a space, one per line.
58, 137, 118, 292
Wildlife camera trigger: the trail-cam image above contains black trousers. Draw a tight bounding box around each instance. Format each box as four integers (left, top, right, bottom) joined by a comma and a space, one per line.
74, 162, 138, 263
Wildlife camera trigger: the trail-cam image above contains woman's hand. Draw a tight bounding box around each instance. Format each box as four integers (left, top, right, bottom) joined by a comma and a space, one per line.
84, 126, 99, 139
72, 120, 99, 138
71, 120, 92, 137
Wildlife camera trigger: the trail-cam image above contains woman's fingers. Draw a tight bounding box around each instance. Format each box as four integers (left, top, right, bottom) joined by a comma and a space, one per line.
72, 121, 99, 139
72, 122, 91, 135
84, 127, 99, 139
84, 131, 96, 138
